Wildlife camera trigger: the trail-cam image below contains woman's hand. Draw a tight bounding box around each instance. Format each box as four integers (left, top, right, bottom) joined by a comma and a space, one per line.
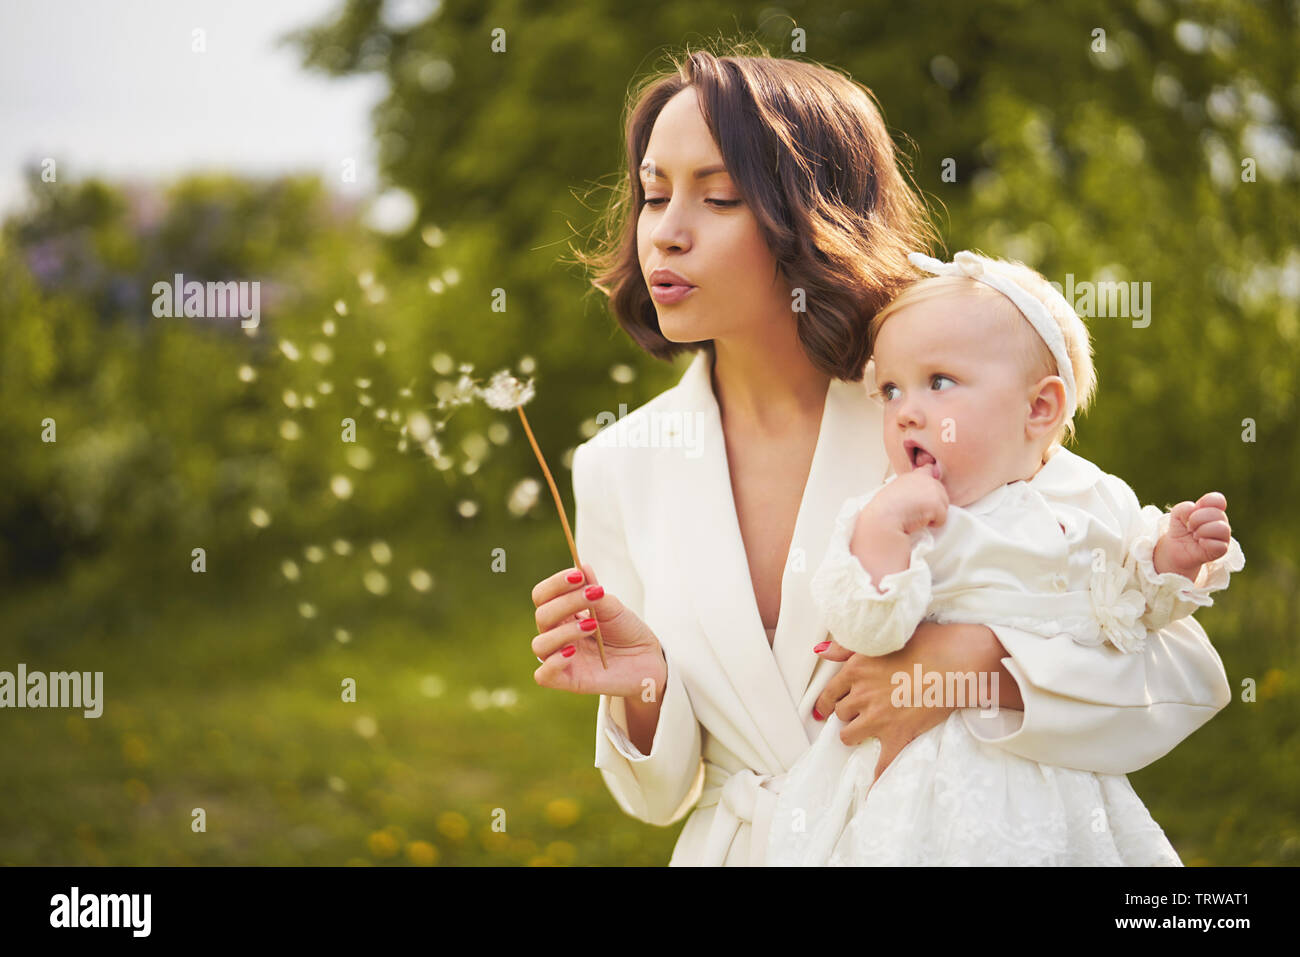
530, 562, 667, 699
813, 621, 1021, 779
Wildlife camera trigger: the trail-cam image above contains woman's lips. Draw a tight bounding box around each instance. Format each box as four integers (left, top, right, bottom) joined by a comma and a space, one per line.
650, 284, 696, 304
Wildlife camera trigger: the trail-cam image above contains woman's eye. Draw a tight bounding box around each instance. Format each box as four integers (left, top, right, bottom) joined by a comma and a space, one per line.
931, 375, 956, 391
641, 198, 740, 208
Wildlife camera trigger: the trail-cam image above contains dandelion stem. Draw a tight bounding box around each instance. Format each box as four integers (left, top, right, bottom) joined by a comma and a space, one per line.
515, 405, 608, 668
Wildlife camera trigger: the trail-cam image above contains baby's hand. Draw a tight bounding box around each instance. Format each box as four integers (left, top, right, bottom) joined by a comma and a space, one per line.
859, 465, 949, 538
1153, 492, 1232, 582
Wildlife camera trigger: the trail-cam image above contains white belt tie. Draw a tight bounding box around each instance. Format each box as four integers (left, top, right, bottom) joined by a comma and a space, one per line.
696, 764, 785, 866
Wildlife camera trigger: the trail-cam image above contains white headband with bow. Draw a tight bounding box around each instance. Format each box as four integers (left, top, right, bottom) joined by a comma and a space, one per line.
907, 250, 1078, 420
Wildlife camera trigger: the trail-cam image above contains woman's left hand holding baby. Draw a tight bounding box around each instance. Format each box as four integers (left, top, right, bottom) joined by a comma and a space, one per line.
1152, 491, 1232, 583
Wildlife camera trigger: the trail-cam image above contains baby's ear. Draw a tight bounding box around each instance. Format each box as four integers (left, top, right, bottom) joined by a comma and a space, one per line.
1025, 375, 1067, 437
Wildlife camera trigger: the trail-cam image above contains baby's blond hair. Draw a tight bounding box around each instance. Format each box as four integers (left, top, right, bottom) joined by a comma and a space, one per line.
868, 258, 1096, 454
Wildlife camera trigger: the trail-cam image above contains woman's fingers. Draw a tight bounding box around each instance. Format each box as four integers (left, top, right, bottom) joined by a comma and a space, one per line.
531, 612, 600, 661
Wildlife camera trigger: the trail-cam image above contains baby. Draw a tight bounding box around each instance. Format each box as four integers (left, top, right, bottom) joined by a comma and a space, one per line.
766, 250, 1244, 866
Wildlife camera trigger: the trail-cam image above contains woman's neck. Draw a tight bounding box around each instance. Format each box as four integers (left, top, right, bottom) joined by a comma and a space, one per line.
709, 339, 831, 434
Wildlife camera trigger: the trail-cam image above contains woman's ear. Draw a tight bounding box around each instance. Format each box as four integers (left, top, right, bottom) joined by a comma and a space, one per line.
1025, 375, 1067, 442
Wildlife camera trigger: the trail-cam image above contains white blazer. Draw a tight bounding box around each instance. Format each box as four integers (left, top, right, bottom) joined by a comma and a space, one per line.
571, 350, 1232, 866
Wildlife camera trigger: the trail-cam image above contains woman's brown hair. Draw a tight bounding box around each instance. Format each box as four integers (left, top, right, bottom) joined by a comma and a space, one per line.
574, 40, 939, 382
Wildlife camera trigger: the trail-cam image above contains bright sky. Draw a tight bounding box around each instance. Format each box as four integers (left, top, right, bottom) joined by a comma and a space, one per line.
0, 0, 401, 219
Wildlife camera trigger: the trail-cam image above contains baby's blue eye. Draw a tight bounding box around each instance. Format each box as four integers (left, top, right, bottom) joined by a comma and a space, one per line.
879, 384, 900, 401
931, 375, 956, 391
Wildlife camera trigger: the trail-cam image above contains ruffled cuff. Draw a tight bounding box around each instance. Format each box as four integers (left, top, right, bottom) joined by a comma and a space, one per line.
809, 495, 934, 657
1125, 504, 1245, 629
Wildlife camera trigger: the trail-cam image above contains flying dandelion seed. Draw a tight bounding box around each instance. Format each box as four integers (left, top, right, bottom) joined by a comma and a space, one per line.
334, 629, 352, 644
419, 675, 445, 698
469, 689, 491, 711
579, 417, 599, 439
354, 716, 378, 738
322, 318, 336, 336
409, 569, 434, 592
311, 343, 333, 364
356, 378, 372, 389
346, 447, 374, 470
334, 300, 348, 316
331, 475, 354, 500
376, 408, 389, 420
328, 775, 347, 792
299, 602, 317, 619
507, 478, 541, 516
490, 688, 518, 708
407, 412, 433, 442
461, 460, 480, 475
398, 387, 413, 398
610, 363, 636, 384
279, 340, 301, 361
518, 356, 536, 374
370, 541, 392, 565
304, 545, 326, 563
461, 433, 490, 461
374, 340, 387, 356
363, 570, 390, 595
238, 364, 256, 383
434, 456, 454, 471
421, 225, 445, 247
422, 437, 442, 458
281, 560, 300, 581
431, 353, 454, 375
332, 539, 352, 556
280, 420, 301, 440
457, 500, 479, 518
302, 396, 315, 408
365, 286, 387, 304
487, 422, 509, 444
428, 278, 445, 294
358, 270, 375, 289
283, 389, 300, 409
358, 394, 374, 407
443, 267, 461, 286
249, 507, 271, 528
318, 381, 334, 395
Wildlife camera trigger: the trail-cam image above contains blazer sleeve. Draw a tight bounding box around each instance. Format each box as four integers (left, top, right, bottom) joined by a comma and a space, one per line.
571, 440, 705, 827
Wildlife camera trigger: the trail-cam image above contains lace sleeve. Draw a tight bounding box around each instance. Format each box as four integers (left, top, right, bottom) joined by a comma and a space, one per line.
809, 492, 934, 657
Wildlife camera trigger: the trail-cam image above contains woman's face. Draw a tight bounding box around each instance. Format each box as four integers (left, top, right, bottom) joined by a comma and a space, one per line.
637, 87, 791, 344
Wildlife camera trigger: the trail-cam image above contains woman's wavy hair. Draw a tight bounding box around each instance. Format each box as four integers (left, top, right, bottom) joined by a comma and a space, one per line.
574, 41, 939, 382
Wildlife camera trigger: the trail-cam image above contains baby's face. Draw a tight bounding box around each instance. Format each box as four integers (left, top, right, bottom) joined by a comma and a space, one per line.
871, 289, 1040, 508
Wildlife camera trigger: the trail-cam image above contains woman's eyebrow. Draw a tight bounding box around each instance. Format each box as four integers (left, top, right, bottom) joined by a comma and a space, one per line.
639, 160, 730, 183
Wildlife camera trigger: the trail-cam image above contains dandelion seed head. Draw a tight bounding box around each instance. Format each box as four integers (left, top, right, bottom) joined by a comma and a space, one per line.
461, 460, 480, 475
358, 270, 375, 289
461, 433, 490, 461
355, 378, 372, 389
443, 266, 460, 286
478, 370, 535, 410
428, 278, 445, 294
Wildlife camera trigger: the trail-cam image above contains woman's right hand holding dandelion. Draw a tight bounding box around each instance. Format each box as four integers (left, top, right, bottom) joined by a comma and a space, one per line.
530, 564, 667, 698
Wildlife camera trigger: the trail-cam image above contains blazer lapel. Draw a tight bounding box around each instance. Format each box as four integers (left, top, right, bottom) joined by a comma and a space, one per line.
663, 352, 887, 771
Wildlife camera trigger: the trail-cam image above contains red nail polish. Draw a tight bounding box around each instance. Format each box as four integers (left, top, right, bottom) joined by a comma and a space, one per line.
813, 708, 823, 721
813, 640, 830, 653
566, 570, 583, 583
562, 645, 576, 657
579, 618, 599, 632
585, 585, 604, 601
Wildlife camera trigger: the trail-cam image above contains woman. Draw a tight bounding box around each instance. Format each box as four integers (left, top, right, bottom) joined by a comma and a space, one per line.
529, 48, 1231, 866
